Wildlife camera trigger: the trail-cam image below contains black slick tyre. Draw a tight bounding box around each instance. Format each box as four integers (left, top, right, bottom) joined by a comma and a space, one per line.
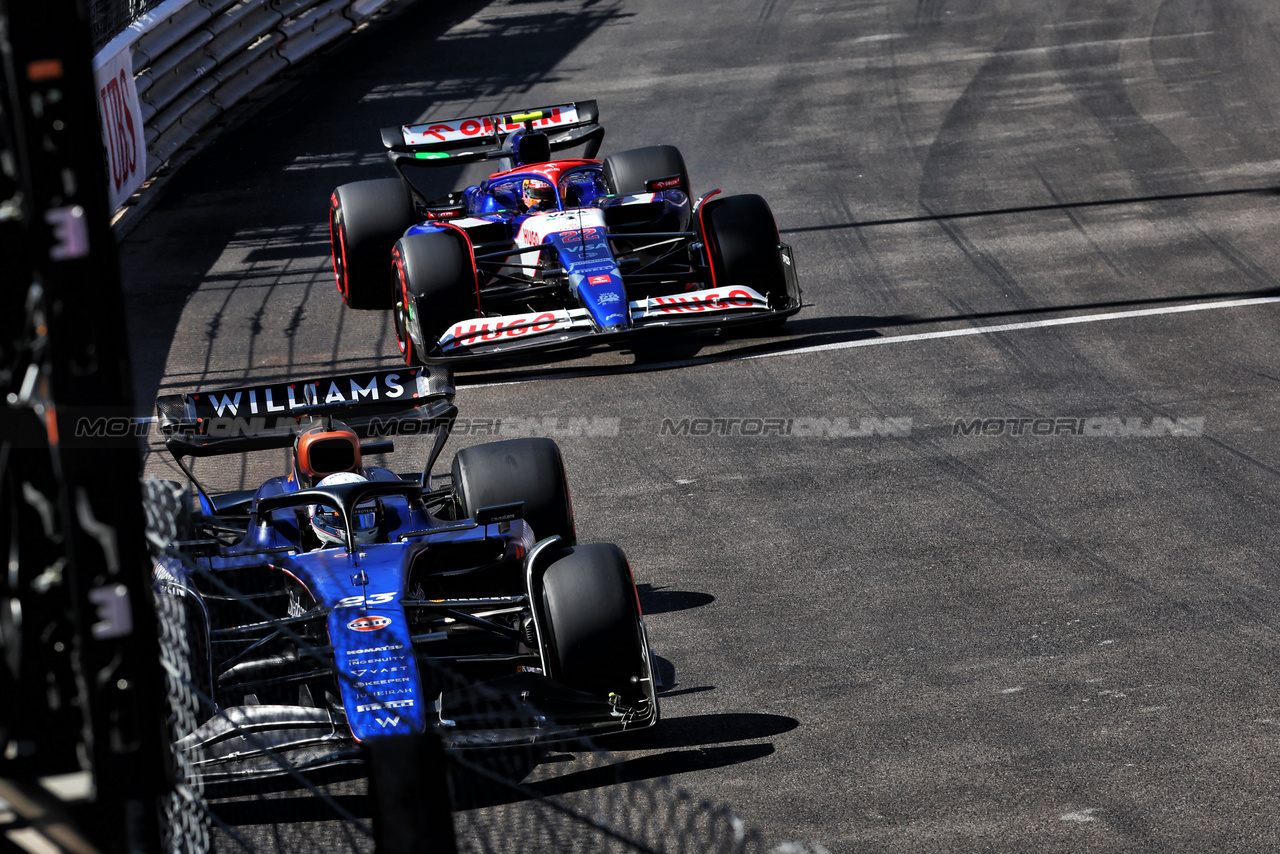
451, 437, 575, 545
540, 543, 645, 702
392, 231, 477, 364
702, 193, 788, 308
330, 178, 416, 310
602, 145, 690, 196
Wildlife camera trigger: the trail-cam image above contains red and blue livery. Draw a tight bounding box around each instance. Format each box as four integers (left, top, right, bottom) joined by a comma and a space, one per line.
328, 100, 802, 363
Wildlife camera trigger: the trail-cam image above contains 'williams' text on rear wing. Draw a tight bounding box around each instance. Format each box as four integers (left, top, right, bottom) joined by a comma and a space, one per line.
155, 365, 456, 458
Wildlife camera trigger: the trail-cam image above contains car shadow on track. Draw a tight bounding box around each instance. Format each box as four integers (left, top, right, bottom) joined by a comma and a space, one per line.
450, 712, 800, 810
637, 584, 714, 615
448, 315, 895, 385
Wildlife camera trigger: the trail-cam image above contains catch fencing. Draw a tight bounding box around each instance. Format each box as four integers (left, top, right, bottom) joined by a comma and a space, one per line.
141, 477, 820, 854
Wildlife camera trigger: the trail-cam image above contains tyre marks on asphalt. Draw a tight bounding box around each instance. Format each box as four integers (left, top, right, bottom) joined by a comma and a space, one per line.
1189, 222, 1280, 293
1151, 0, 1280, 172
891, 386, 1280, 711
1048, 1, 1200, 199
912, 0, 948, 29
917, 6, 1046, 217
910, 6, 1075, 377
1048, 1, 1280, 305
1032, 164, 1127, 280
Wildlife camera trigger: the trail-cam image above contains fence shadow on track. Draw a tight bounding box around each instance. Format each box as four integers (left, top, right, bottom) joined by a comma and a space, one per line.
143, 475, 815, 854
780, 184, 1280, 234
447, 281, 1280, 387
122, 0, 634, 409
452, 712, 798, 811
457, 743, 780, 811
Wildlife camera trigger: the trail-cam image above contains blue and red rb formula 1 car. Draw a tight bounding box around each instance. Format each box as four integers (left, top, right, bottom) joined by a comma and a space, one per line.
328, 99, 801, 363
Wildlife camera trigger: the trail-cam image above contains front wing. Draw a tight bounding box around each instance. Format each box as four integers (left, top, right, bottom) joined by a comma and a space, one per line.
421, 245, 802, 363
178, 680, 658, 786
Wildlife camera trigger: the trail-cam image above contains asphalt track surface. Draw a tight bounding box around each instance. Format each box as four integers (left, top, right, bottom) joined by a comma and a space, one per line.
120, 1, 1280, 850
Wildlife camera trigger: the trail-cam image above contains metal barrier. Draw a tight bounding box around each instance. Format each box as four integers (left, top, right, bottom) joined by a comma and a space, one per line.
92, 0, 396, 210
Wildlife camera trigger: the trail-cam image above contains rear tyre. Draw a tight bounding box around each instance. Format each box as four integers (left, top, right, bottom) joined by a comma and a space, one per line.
330, 179, 416, 309
540, 543, 646, 702
393, 231, 477, 364
451, 437, 575, 545
602, 145, 690, 196
702, 193, 789, 314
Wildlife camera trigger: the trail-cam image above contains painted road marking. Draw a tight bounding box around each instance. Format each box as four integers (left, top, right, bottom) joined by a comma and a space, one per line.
739, 296, 1280, 360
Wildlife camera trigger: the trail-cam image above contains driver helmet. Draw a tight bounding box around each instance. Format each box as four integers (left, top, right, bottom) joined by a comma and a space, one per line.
522, 179, 556, 212
310, 472, 381, 546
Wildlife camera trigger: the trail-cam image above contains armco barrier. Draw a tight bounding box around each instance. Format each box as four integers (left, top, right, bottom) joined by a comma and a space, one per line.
93, 0, 393, 212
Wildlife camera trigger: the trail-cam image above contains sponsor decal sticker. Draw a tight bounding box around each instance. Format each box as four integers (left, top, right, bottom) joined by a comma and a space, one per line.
348, 644, 404, 655
560, 227, 601, 242
401, 105, 578, 145
195, 371, 414, 419
570, 256, 615, 271
652, 289, 757, 313
352, 666, 408, 677
588, 275, 611, 285
443, 311, 570, 350
347, 615, 392, 632
356, 699, 415, 712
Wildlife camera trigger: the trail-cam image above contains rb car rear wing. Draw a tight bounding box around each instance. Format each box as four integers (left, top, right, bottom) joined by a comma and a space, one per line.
380, 100, 604, 173
155, 365, 456, 460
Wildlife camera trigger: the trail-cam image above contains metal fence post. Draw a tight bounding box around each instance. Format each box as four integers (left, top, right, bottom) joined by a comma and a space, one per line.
364, 729, 459, 854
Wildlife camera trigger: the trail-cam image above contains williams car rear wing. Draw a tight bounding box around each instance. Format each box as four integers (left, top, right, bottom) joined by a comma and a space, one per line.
380, 100, 604, 173
155, 365, 456, 460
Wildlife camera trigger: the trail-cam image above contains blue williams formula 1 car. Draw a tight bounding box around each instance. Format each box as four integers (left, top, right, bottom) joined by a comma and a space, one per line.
152, 366, 658, 783
327, 99, 801, 364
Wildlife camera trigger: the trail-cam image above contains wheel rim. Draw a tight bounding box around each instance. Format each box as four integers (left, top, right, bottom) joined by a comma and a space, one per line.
394, 262, 415, 365
329, 203, 349, 301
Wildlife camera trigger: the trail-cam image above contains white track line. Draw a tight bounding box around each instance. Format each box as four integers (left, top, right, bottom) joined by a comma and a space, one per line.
463, 296, 1280, 387
743, 295, 1280, 359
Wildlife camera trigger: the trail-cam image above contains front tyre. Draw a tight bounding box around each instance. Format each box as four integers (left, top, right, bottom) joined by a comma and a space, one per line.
330, 178, 416, 309
451, 437, 576, 545
540, 543, 648, 704
602, 145, 690, 196
701, 193, 789, 313
392, 231, 477, 364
